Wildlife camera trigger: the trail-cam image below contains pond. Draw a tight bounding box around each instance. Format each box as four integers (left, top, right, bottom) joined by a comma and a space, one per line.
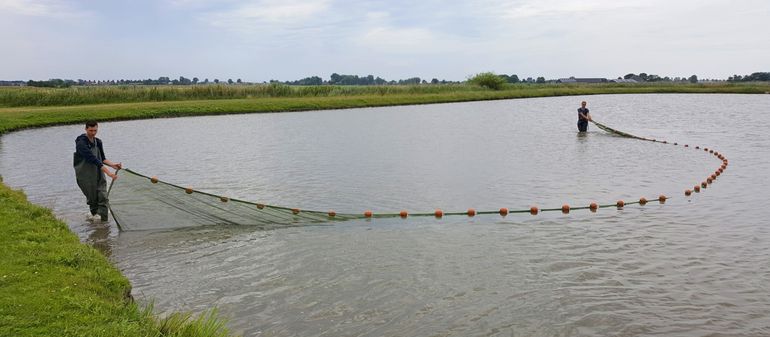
2, 94, 769, 336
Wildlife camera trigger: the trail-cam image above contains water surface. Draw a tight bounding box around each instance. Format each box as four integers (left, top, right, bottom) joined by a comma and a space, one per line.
1, 94, 769, 336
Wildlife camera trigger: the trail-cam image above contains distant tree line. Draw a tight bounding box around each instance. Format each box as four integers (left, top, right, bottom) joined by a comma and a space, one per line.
25, 76, 244, 87
278, 73, 461, 86
15, 71, 770, 88
27, 79, 77, 88
622, 73, 700, 83
727, 72, 770, 82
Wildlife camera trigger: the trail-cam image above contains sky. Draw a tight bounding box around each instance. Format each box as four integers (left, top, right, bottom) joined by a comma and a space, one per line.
1, 0, 768, 82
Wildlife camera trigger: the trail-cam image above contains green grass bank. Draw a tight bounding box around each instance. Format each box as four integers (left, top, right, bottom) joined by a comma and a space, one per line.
0, 179, 235, 337
1, 82, 768, 336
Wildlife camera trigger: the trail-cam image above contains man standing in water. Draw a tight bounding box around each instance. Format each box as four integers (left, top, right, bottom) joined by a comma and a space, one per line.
74, 121, 121, 222
577, 101, 591, 132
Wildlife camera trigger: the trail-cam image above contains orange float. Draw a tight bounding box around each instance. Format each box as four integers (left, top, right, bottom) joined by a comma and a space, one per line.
399, 210, 408, 218
701, 182, 708, 188
364, 210, 373, 218
467, 209, 476, 217
328, 210, 336, 217
150, 176, 159, 184
291, 208, 300, 214
220, 196, 229, 202
185, 187, 193, 194
694, 185, 701, 192
499, 208, 509, 216
434, 209, 443, 218
639, 197, 648, 205
530, 206, 539, 215
256, 203, 265, 209
685, 189, 692, 196
659, 195, 667, 203
616, 200, 625, 208
561, 204, 570, 214
589, 202, 598, 211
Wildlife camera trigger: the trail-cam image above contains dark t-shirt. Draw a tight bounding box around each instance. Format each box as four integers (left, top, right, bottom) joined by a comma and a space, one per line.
577, 107, 590, 122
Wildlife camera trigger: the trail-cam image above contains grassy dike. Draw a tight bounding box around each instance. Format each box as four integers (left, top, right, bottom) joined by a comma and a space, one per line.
1, 82, 769, 336
0, 180, 233, 337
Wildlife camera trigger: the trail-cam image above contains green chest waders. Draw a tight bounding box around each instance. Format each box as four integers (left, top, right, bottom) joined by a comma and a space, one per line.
74, 141, 109, 221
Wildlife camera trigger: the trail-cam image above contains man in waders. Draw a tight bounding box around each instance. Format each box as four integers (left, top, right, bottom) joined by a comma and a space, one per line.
577, 101, 591, 132
74, 121, 121, 222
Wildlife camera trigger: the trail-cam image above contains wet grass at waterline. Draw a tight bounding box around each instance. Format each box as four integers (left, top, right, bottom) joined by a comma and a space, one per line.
0, 182, 238, 337
1, 82, 768, 108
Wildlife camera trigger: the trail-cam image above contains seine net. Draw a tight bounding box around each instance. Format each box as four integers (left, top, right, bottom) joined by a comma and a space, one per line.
108, 169, 361, 231
107, 121, 660, 231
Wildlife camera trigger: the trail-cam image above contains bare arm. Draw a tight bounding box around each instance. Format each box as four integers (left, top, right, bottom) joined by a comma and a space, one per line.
101, 165, 118, 180
103, 159, 122, 170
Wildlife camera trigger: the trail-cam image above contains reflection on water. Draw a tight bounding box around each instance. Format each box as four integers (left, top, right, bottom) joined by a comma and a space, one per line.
2, 94, 770, 336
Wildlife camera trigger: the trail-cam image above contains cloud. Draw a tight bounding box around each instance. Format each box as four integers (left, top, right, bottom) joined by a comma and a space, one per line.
356, 26, 460, 54
497, 0, 645, 19
203, 0, 331, 32
0, 0, 89, 18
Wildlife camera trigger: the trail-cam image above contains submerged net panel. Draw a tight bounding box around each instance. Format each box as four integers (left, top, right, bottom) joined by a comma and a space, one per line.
590, 120, 644, 139
108, 169, 362, 231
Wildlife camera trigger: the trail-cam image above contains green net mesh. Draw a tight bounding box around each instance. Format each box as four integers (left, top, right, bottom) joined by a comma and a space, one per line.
108, 169, 362, 231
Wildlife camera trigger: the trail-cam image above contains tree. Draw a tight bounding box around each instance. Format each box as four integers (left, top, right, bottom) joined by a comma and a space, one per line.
468, 72, 505, 90
688, 75, 698, 83
508, 74, 520, 83
192, 77, 199, 84
227, 79, 234, 84
431, 78, 439, 84
536, 76, 546, 84
214, 79, 219, 84
236, 78, 242, 84
329, 73, 341, 84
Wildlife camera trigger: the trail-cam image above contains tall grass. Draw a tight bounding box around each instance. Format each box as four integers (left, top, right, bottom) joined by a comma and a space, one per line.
1, 82, 768, 108
0, 83, 482, 107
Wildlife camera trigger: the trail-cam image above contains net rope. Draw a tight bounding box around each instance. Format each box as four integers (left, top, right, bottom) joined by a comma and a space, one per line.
108, 120, 728, 231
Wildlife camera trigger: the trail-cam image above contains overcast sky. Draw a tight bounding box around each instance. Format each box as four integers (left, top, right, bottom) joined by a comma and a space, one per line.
1, 0, 768, 82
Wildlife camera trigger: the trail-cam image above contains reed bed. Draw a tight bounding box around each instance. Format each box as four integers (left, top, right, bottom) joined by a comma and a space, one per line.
0, 83, 480, 107
3, 82, 765, 108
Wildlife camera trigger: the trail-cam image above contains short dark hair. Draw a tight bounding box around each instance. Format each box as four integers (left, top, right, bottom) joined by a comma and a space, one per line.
85, 121, 98, 128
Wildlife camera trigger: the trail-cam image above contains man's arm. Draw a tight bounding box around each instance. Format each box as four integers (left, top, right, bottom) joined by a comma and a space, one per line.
101, 165, 118, 180
103, 159, 122, 170
579, 109, 592, 121
97, 139, 122, 170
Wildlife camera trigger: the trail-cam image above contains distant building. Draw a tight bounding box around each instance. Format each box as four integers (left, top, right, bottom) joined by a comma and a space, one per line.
610, 78, 638, 83
557, 77, 608, 83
